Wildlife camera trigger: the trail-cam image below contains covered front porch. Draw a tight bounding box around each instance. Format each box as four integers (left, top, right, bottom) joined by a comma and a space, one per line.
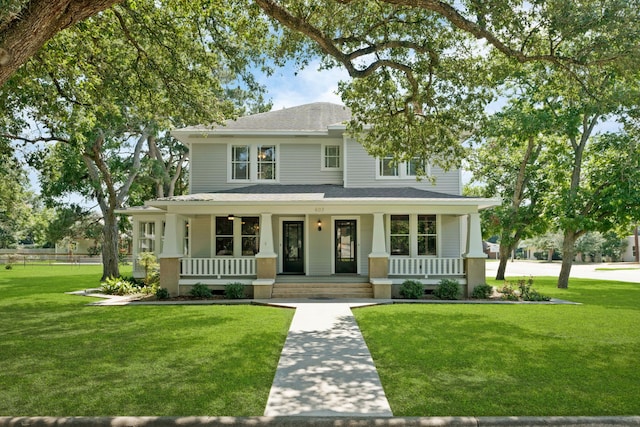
176, 254, 468, 298
120, 187, 496, 299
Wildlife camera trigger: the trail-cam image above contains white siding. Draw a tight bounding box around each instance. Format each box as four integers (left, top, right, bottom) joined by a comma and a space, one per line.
190, 143, 228, 193
307, 214, 332, 275
190, 216, 211, 258
344, 138, 461, 195
440, 215, 461, 257
189, 137, 343, 193
280, 143, 343, 185
359, 214, 373, 276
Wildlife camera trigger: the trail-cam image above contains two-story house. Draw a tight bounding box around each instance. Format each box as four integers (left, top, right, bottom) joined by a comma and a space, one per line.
119, 102, 498, 298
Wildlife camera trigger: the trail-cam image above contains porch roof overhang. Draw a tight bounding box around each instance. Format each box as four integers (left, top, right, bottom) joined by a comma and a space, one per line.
138, 184, 500, 212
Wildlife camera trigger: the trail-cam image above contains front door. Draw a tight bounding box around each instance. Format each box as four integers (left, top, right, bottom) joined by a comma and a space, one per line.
283, 221, 304, 274
335, 219, 357, 274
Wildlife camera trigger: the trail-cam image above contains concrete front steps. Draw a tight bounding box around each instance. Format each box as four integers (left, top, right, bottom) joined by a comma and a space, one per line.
271, 282, 374, 299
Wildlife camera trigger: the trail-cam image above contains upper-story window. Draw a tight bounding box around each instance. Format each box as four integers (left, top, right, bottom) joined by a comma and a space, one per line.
322, 144, 341, 170
377, 157, 428, 179
229, 144, 278, 182
232, 146, 250, 180
257, 145, 276, 180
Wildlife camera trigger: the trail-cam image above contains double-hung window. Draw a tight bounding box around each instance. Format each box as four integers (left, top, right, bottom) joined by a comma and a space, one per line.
215, 217, 234, 256
257, 145, 276, 180
377, 157, 428, 179
138, 221, 156, 253
389, 214, 438, 257
215, 216, 260, 256
417, 215, 437, 256
230, 144, 278, 182
390, 215, 410, 255
231, 145, 250, 180
322, 144, 341, 170
379, 157, 399, 177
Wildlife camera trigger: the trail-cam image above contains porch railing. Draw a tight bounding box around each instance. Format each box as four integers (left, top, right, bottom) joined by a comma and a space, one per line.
180, 257, 256, 278
389, 257, 464, 277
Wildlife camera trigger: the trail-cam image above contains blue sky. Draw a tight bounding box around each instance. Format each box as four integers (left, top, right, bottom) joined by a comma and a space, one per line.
256, 60, 348, 109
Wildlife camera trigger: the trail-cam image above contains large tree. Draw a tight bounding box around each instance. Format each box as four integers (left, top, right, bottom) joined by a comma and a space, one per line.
545, 129, 640, 286
1, 0, 270, 280
255, 0, 640, 170
469, 101, 552, 280
0, 0, 123, 86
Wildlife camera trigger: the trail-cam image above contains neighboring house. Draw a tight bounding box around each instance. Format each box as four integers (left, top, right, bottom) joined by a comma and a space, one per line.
622, 233, 638, 262
119, 103, 498, 298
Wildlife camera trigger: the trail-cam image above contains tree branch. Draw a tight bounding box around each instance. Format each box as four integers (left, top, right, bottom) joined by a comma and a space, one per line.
0, 0, 122, 86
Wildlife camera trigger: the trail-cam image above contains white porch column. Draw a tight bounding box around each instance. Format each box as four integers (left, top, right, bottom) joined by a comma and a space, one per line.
256, 213, 276, 285
160, 213, 183, 258
257, 213, 276, 257
370, 212, 388, 256
464, 213, 487, 258
159, 213, 183, 297
369, 213, 390, 297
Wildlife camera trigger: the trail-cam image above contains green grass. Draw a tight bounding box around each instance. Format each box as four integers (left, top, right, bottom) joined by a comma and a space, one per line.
0, 265, 292, 416
595, 267, 640, 271
354, 277, 640, 417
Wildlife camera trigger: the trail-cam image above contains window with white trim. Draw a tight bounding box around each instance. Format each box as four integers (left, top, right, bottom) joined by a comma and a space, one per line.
390, 215, 410, 255
215, 217, 234, 256
231, 145, 250, 180
388, 214, 438, 257
377, 157, 429, 179
138, 222, 156, 253
183, 220, 190, 256
322, 144, 341, 169
417, 214, 437, 256
241, 217, 260, 255
229, 144, 278, 182
379, 157, 399, 177
257, 145, 276, 180
215, 216, 260, 256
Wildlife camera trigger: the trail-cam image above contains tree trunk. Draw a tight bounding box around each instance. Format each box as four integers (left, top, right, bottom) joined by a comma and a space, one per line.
558, 230, 578, 288
547, 248, 553, 262
0, 0, 121, 87
495, 243, 513, 280
101, 210, 120, 281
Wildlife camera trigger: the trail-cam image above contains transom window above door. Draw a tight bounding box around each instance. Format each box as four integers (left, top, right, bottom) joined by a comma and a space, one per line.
229, 144, 278, 182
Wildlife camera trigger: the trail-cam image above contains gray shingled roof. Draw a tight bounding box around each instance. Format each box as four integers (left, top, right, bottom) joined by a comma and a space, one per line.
216, 184, 464, 199
177, 102, 351, 133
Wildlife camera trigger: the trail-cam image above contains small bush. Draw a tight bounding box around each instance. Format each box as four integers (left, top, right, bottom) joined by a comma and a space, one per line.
225, 282, 246, 299
400, 280, 424, 299
471, 284, 493, 299
189, 283, 212, 298
155, 287, 170, 300
100, 276, 136, 296
499, 284, 520, 301
433, 279, 461, 300
517, 277, 551, 301
5, 264, 12, 270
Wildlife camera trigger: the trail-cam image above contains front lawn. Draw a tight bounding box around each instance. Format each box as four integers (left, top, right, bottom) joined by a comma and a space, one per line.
0, 265, 292, 416
354, 277, 640, 416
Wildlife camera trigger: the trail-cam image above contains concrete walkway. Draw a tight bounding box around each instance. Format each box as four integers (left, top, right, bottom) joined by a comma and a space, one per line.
263, 301, 393, 417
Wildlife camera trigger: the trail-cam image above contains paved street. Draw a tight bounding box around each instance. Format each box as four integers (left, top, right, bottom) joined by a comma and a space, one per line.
486, 259, 640, 283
